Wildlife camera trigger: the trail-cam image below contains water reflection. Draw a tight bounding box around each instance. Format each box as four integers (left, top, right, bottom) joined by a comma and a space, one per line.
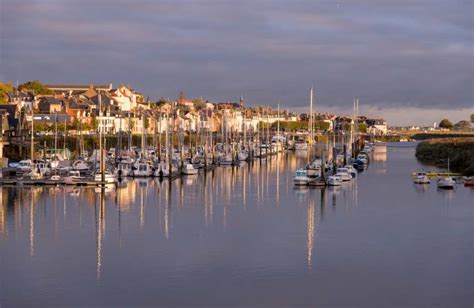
307, 200, 315, 269
2, 144, 473, 306
0, 146, 464, 282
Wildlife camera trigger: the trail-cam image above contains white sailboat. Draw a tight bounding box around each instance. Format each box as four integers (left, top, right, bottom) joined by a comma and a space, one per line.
437, 158, 455, 189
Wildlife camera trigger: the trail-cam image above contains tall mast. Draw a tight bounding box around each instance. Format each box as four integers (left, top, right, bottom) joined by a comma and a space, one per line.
54, 111, 58, 155
309, 86, 313, 145
266, 106, 269, 145
141, 112, 145, 159
63, 118, 66, 154
117, 110, 122, 162
98, 91, 105, 181
30, 107, 34, 161
277, 103, 280, 139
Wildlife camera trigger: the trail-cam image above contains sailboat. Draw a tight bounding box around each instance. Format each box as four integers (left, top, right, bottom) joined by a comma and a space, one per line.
437, 158, 455, 189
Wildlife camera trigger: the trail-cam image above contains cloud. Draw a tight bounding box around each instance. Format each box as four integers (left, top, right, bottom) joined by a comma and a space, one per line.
1, 0, 472, 124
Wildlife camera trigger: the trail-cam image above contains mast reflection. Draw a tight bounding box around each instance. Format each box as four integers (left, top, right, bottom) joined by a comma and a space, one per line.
96, 188, 106, 280
307, 200, 315, 269
29, 192, 35, 257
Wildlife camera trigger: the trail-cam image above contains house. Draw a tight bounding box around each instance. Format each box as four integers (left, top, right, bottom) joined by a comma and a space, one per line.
6, 90, 36, 110
65, 99, 92, 123
110, 85, 143, 111
366, 118, 388, 135
37, 97, 64, 114
0, 105, 22, 137
176, 98, 194, 108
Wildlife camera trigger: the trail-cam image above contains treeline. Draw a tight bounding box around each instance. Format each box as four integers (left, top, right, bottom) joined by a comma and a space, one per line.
412, 133, 474, 140
415, 138, 474, 175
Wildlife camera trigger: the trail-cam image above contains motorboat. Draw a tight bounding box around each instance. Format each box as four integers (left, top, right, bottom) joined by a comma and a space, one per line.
115, 162, 132, 178
413, 171, 430, 184
17, 159, 32, 173
133, 161, 154, 177
293, 169, 310, 186
50, 174, 62, 181
344, 165, 357, 178
64, 170, 86, 184
464, 176, 474, 187
191, 154, 205, 168
154, 162, 178, 177
336, 168, 352, 181
306, 159, 321, 177
327, 175, 342, 186
294, 139, 308, 151
356, 153, 368, 164
219, 154, 233, 165
30, 161, 51, 179
94, 170, 117, 184
437, 176, 455, 189
72, 160, 89, 173
182, 163, 198, 175
238, 149, 249, 161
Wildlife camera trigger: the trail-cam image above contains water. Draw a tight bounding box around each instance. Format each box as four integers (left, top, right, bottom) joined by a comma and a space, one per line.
1, 144, 473, 306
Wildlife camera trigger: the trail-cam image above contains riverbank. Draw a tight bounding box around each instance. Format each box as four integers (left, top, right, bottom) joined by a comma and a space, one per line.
411, 132, 474, 140
415, 138, 474, 175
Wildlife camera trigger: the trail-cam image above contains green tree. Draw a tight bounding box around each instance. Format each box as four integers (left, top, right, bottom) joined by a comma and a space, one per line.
357, 123, 368, 133
439, 119, 453, 129
192, 97, 207, 110
33, 122, 49, 132
91, 114, 98, 130
0, 82, 13, 104
470, 114, 474, 123
453, 120, 471, 131
18, 80, 52, 95
156, 97, 168, 106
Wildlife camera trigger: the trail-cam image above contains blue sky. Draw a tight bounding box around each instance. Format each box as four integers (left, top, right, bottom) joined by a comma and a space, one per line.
1, 0, 473, 125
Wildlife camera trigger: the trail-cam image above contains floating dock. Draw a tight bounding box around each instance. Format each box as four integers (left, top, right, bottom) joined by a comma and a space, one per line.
411, 172, 463, 177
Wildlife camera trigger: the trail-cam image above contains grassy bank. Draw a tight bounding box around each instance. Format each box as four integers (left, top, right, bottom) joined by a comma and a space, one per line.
415, 138, 474, 175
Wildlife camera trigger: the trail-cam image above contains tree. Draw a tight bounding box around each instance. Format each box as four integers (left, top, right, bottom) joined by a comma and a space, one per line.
470, 114, 474, 123
192, 97, 207, 110
91, 114, 98, 130
357, 123, 368, 133
453, 120, 471, 131
0, 82, 13, 104
439, 119, 453, 129
18, 80, 52, 95
155, 97, 168, 106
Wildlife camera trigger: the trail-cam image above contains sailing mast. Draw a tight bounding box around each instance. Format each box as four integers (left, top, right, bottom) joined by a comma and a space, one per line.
309, 87, 314, 146
30, 107, 34, 161
63, 118, 66, 154
54, 112, 58, 156
98, 92, 105, 182
141, 112, 146, 159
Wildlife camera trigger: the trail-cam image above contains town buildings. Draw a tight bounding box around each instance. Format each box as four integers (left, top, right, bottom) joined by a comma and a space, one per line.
1, 82, 388, 137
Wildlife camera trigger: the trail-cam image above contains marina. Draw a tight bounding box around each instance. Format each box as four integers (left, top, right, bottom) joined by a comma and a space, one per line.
1, 143, 473, 306
2, 1, 473, 306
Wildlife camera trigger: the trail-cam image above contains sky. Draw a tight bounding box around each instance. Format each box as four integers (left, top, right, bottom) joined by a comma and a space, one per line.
1, 0, 473, 125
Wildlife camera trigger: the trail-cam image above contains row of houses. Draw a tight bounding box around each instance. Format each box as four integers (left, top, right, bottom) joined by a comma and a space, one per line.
0, 83, 388, 137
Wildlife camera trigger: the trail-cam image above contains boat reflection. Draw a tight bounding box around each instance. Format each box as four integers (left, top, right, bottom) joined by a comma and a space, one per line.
1, 151, 368, 280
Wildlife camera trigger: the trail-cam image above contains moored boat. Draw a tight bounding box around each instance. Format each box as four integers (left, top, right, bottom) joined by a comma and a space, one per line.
182, 163, 198, 175
294, 169, 310, 186
327, 175, 342, 186
437, 176, 455, 189
413, 171, 430, 184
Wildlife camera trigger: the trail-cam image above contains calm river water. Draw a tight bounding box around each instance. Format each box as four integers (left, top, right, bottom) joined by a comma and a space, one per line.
1, 143, 473, 307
